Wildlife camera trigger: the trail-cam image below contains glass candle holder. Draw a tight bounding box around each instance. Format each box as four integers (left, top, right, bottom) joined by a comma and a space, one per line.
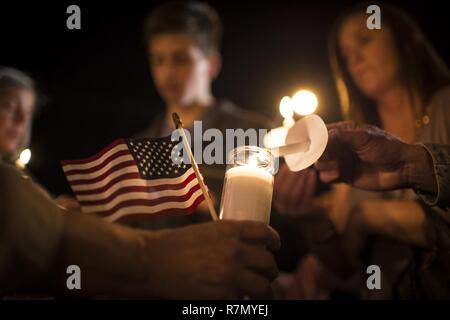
220, 146, 275, 224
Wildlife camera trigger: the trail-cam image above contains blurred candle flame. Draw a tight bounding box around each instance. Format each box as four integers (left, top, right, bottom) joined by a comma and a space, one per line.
292, 90, 318, 116
264, 89, 318, 149
16, 148, 31, 168
279, 96, 293, 119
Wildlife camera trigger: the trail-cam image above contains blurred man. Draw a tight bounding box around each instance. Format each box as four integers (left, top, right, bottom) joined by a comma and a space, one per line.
134, 1, 271, 228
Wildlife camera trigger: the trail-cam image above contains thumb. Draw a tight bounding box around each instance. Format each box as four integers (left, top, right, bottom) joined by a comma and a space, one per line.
328, 124, 376, 151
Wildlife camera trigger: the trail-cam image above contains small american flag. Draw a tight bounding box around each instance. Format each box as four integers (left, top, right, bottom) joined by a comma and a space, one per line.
61, 135, 205, 222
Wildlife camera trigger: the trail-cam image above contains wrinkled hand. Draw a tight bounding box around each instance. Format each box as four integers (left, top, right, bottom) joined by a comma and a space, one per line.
315, 122, 430, 191
273, 164, 317, 216
142, 220, 281, 299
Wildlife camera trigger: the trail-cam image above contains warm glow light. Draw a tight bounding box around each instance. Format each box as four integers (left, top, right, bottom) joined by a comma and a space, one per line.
16, 148, 31, 168
282, 117, 295, 128
263, 126, 288, 149
292, 90, 318, 115
279, 96, 293, 119
248, 154, 259, 167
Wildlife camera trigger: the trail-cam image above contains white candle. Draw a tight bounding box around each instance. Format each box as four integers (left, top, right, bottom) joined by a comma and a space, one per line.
220, 165, 274, 224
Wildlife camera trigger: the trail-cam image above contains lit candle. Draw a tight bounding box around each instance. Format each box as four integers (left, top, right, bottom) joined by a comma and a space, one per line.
292, 90, 318, 116
15, 148, 32, 168
220, 146, 275, 224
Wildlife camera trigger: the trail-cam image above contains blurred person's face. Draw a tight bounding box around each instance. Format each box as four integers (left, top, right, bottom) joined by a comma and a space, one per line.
0, 87, 35, 155
338, 14, 400, 99
148, 33, 220, 107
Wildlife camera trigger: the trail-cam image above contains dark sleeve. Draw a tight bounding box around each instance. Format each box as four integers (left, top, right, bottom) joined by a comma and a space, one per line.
0, 164, 64, 293
415, 144, 450, 210
414, 143, 450, 285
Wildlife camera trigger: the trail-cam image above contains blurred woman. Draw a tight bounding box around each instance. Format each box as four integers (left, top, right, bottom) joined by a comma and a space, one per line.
274, 3, 450, 298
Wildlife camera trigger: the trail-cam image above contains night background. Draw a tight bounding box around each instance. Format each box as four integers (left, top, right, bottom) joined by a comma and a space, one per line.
1, 0, 448, 195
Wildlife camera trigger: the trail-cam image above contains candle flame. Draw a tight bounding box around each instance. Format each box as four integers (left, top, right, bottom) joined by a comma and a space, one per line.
16, 148, 31, 168
292, 90, 318, 115
279, 96, 293, 119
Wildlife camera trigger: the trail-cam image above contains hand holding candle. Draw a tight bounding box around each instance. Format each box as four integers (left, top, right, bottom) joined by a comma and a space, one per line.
270, 115, 329, 217
221, 115, 329, 223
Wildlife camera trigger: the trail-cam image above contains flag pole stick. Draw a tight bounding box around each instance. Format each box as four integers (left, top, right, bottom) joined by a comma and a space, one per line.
172, 112, 219, 221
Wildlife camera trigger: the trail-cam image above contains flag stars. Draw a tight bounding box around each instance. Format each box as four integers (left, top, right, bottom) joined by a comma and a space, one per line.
128, 137, 192, 179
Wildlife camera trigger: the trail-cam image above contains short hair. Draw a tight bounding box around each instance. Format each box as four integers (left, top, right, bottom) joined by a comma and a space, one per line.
0, 66, 36, 163
142, 1, 223, 55
0, 67, 35, 93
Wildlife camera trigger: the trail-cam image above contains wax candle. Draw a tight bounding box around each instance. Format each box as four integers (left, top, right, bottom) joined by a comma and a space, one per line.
220, 146, 275, 224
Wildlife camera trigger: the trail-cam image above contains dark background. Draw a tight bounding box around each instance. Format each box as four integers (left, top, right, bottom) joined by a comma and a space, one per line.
0, 0, 448, 195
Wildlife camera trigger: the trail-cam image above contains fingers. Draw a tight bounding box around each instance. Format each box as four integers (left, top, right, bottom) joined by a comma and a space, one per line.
216, 221, 278, 299
326, 120, 356, 131
303, 169, 318, 199
319, 170, 340, 184
325, 122, 381, 158
315, 160, 339, 172
326, 121, 376, 133
291, 168, 316, 207
318, 125, 370, 177
280, 168, 316, 213
238, 221, 281, 252
274, 164, 298, 206
240, 244, 278, 280
330, 129, 371, 150
273, 165, 317, 216
315, 160, 341, 183
236, 269, 273, 299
